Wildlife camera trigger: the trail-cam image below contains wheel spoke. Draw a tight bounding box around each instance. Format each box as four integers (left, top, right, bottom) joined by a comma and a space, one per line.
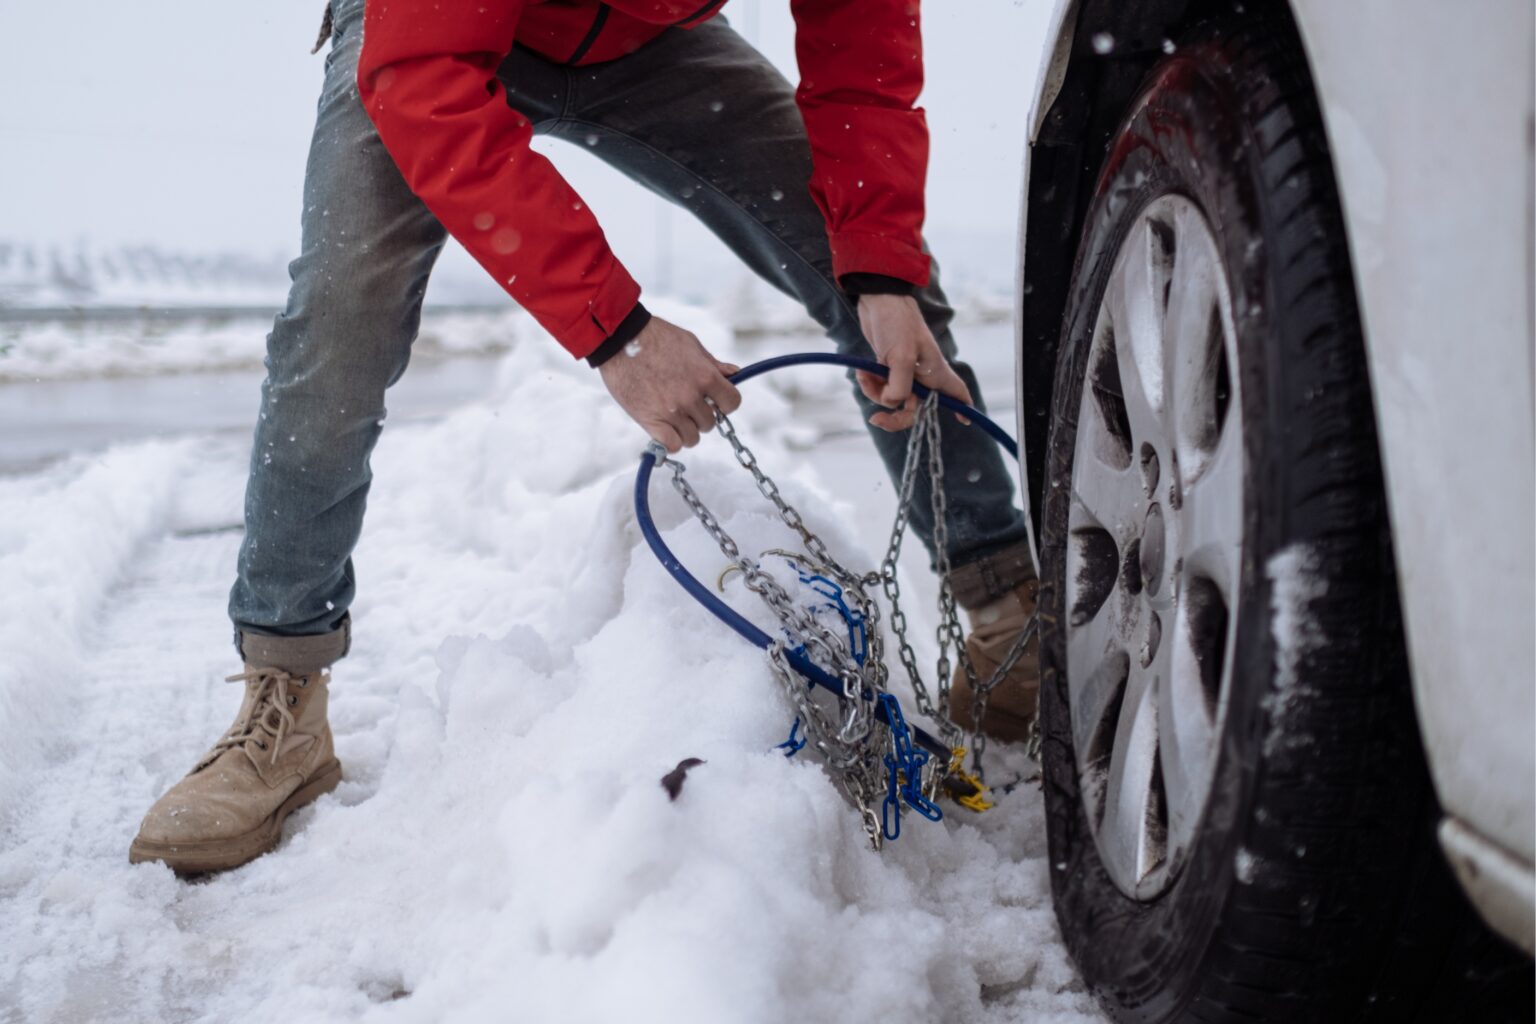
1179, 420, 1243, 597
1162, 203, 1222, 459
1099, 666, 1161, 886
1068, 598, 1128, 758
1069, 417, 1142, 533
1105, 228, 1168, 451
1156, 631, 1216, 847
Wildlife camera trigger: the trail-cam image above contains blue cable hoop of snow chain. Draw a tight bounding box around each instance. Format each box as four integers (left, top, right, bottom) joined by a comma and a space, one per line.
633, 352, 1021, 765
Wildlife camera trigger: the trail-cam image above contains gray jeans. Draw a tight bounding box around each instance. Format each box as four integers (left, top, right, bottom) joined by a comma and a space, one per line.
229, 0, 1032, 663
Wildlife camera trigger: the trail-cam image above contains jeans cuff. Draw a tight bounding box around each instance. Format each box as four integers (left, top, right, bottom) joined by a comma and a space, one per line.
235, 615, 351, 674
949, 541, 1037, 610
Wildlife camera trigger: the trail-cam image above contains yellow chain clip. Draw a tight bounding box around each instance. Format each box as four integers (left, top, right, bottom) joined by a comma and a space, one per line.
945, 746, 994, 813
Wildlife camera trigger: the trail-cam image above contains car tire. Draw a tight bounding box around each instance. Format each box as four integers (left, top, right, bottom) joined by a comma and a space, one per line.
1035, 13, 1526, 1023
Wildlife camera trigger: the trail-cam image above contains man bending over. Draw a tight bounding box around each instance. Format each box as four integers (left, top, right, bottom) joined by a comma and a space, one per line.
130, 0, 1040, 873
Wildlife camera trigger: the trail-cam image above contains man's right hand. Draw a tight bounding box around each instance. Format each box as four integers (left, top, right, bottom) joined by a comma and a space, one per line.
597, 315, 742, 453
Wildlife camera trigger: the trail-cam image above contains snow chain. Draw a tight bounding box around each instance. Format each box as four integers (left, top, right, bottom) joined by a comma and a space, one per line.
653, 392, 1039, 850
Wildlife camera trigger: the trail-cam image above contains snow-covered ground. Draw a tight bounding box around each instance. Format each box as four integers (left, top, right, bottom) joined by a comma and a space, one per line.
0, 304, 1103, 1023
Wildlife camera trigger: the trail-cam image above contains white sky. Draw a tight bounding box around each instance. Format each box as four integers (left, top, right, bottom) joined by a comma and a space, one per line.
0, 1, 1050, 298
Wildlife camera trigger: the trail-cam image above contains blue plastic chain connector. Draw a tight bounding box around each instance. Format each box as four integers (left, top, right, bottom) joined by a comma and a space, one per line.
882, 754, 903, 842
905, 774, 944, 823
794, 565, 868, 666
878, 694, 944, 833
774, 555, 867, 667
776, 717, 807, 758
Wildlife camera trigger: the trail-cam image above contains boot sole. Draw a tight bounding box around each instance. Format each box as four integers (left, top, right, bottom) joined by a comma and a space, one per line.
128, 759, 343, 875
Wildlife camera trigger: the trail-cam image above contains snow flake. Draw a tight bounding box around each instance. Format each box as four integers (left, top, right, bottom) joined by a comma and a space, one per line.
491, 229, 522, 254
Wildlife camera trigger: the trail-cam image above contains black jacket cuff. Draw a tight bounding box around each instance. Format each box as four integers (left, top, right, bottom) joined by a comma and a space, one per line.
586, 302, 653, 368
839, 272, 916, 298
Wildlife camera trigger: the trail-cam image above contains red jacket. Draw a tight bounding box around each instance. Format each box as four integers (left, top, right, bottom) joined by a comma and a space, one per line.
358, 0, 931, 359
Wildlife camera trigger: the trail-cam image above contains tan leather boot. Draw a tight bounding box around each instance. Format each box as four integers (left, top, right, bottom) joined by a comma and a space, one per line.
130, 666, 342, 874
949, 580, 1040, 744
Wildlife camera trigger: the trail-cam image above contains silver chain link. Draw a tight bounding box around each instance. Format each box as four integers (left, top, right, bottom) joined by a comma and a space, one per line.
871, 394, 1039, 777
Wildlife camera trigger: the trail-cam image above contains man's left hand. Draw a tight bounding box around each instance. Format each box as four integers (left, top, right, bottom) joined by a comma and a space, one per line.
854, 293, 974, 431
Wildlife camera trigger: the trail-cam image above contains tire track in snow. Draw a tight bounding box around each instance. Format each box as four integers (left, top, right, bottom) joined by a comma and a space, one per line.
0, 442, 199, 817
0, 524, 245, 1022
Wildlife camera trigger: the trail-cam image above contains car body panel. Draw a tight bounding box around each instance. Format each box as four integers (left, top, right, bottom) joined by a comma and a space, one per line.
1289, 0, 1535, 949
1015, 0, 1536, 951
1442, 815, 1536, 954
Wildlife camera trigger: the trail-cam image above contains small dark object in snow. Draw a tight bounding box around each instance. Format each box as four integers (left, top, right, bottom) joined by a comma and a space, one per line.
661, 758, 705, 801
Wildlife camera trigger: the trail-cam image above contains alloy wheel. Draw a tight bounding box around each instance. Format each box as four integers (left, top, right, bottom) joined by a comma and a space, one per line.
1065, 194, 1244, 900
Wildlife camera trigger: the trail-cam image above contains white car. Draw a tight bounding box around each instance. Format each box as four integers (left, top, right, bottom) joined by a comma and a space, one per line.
1012, 0, 1534, 1018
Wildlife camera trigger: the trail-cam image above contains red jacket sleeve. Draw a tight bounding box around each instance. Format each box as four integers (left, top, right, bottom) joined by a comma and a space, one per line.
790, 0, 932, 288
357, 0, 640, 358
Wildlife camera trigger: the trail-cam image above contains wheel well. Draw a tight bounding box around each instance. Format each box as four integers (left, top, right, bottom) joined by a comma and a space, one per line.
1017, 0, 1303, 538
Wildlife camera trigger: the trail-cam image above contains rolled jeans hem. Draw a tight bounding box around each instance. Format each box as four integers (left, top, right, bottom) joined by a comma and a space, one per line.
949, 541, 1037, 610
235, 615, 352, 674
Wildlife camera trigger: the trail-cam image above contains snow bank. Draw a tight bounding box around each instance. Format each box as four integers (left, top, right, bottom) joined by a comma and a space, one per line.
0, 241, 288, 311
0, 310, 534, 383
0, 302, 1099, 1022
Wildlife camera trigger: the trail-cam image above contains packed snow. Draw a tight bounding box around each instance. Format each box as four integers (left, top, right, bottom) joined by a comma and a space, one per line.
0, 303, 1103, 1023
1261, 544, 1326, 760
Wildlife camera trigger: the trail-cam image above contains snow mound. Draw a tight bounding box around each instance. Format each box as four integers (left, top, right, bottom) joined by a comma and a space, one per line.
0, 303, 1100, 1022
0, 309, 534, 383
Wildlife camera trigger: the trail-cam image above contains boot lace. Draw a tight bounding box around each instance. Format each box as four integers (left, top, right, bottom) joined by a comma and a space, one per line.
215, 669, 302, 766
